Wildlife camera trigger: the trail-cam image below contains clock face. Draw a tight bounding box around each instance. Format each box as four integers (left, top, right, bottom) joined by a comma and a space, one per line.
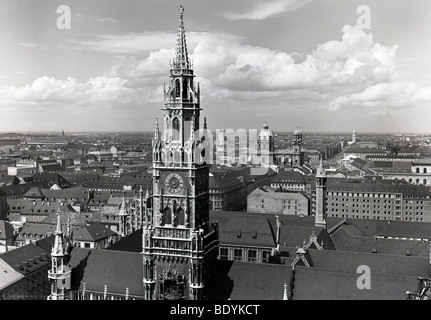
165, 173, 184, 193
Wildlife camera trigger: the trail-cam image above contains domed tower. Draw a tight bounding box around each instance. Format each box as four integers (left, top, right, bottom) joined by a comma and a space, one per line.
292, 127, 304, 167
144, 5, 219, 301
257, 122, 275, 164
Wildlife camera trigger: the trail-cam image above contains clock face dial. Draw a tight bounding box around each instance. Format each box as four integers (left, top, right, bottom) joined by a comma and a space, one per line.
165, 173, 184, 193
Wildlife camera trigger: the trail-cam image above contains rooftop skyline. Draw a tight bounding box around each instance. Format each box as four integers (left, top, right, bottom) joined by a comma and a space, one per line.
2, 0, 431, 133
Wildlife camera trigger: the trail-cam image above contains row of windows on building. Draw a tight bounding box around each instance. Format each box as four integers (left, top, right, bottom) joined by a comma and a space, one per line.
327, 213, 424, 222
329, 198, 398, 203
260, 199, 300, 209
409, 178, 429, 185
327, 192, 400, 198
329, 209, 400, 214
219, 247, 271, 263
414, 167, 430, 174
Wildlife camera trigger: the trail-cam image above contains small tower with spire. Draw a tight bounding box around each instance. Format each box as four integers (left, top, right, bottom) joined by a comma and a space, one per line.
118, 192, 130, 237
315, 157, 327, 228
47, 208, 71, 300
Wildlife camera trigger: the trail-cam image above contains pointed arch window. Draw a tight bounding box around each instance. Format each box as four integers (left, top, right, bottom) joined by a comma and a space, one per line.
184, 116, 191, 141
176, 208, 185, 226
182, 79, 188, 99
162, 207, 172, 225
172, 118, 180, 141
175, 79, 181, 98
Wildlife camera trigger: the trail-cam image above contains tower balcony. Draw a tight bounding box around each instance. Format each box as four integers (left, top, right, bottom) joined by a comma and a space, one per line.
48, 269, 71, 280
170, 68, 193, 76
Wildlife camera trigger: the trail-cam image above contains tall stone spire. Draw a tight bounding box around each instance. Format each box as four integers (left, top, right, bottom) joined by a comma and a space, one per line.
53, 208, 67, 256
119, 192, 130, 237
173, 5, 191, 70
48, 208, 71, 300
316, 157, 325, 178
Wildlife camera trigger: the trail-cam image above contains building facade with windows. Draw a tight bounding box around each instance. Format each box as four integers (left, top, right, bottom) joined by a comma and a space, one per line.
247, 187, 309, 216
310, 178, 431, 222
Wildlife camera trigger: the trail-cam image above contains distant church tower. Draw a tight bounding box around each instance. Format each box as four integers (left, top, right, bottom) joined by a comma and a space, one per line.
47, 209, 71, 300
315, 158, 327, 228
257, 122, 275, 165
143, 5, 219, 301
292, 127, 304, 167
352, 130, 357, 143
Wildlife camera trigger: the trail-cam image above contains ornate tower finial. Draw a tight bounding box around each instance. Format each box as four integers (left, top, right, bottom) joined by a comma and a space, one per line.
119, 191, 130, 237
173, 5, 191, 69
316, 156, 325, 178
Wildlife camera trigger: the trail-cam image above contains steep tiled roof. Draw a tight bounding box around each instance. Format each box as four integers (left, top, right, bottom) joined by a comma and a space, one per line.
8, 199, 75, 216
42, 188, 91, 206
32, 172, 70, 188
39, 209, 88, 226
0, 182, 49, 198
291, 266, 422, 300
307, 248, 429, 277
0, 220, 15, 240
208, 260, 291, 300
23, 186, 46, 199
60, 172, 100, 185
209, 170, 247, 190
331, 227, 430, 257
107, 229, 143, 253
219, 214, 276, 248
73, 223, 116, 242
278, 226, 327, 249
0, 243, 50, 276
68, 248, 144, 297
273, 169, 305, 184
0, 259, 24, 290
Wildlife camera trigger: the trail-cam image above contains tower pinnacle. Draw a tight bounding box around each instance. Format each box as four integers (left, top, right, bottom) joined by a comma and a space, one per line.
316, 157, 325, 178
154, 117, 160, 141
173, 5, 191, 70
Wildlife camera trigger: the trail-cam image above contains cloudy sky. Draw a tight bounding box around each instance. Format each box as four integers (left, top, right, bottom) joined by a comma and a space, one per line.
1, 0, 431, 133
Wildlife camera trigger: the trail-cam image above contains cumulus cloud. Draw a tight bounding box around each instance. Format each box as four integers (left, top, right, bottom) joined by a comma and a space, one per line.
222, 0, 313, 21
329, 81, 431, 111
69, 31, 176, 54
102, 25, 399, 94
0, 76, 137, 106
2, 22, 429, 131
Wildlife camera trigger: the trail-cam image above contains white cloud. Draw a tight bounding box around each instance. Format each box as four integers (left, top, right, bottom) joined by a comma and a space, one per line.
329, 81, 431, 111
2, 22, 430, 131
222, 0, 313, 21
69, 32, 176, 54
0, 76, 137, 106
75, 13, 120, 24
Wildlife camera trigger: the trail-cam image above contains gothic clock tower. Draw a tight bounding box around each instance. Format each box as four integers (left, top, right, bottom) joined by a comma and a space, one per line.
143, 5, 219, 300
